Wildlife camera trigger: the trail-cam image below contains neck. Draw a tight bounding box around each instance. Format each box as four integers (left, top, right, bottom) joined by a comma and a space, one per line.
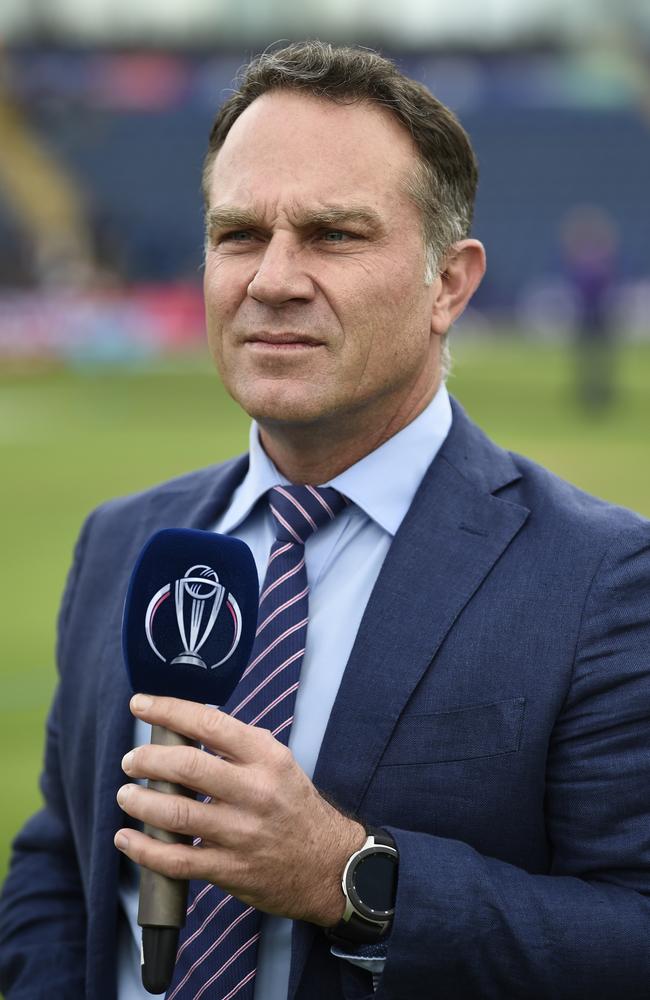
257, 382, 440, 484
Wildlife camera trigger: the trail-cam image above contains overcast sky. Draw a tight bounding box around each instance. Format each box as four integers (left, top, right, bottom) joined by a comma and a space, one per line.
1, 0, 648, 45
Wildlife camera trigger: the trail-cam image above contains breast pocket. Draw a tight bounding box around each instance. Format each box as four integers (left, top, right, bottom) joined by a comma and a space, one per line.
379, 696, 525, 767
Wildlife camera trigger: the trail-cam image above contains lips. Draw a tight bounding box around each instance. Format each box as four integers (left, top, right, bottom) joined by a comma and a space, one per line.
245, 333, 323, 347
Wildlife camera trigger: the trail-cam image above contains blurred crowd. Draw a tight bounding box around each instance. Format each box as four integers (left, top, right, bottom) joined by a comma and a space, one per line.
1, 44, 649, 373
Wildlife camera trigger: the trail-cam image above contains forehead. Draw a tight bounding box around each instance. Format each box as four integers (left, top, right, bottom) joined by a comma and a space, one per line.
207, 91, 420, 213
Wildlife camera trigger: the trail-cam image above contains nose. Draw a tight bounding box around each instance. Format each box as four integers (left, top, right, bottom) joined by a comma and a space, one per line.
247, 235, 315, 306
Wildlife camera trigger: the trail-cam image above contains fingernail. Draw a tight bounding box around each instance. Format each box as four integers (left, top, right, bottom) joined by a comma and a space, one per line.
131, 694, 153, 713
115, 831, 129, 850
122, 750, 135, 773
117, 784, 132, 806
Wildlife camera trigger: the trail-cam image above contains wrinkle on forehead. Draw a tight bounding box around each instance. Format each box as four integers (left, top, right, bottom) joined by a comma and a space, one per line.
205, 202, 386, 236
205, 92, 427, 254
208, 92, 420, 197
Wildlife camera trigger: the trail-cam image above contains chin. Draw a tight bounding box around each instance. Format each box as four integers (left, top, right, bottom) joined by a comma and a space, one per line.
232, 385, 330, 427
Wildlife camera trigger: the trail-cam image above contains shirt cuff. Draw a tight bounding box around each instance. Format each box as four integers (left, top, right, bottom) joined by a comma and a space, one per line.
330, 941, 387, 973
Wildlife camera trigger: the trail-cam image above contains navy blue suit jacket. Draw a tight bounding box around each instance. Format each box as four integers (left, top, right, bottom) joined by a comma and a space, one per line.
2, 400, 650, 999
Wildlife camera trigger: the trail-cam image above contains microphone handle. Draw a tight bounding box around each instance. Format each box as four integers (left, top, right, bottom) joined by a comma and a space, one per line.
138, 724, 195, 995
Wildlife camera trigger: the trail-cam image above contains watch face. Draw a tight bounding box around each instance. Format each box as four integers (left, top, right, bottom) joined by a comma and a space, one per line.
350, 851, 398, 916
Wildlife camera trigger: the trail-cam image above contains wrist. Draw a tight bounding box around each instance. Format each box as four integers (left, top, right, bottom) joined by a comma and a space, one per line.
325, 827, 399, 946
309, 818, 366, 927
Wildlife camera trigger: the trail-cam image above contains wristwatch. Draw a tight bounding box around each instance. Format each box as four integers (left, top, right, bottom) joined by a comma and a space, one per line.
326, 828, 399, 946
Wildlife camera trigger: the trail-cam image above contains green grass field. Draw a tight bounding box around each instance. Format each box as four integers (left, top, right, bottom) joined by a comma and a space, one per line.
1, 337, 649, 884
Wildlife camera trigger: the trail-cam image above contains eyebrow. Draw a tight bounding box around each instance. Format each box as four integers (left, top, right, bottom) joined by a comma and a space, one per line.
205, 204, 385, 236
205, 208, 259, 233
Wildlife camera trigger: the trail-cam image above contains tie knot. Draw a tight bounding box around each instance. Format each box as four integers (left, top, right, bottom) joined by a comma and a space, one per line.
268, 484, 346, 544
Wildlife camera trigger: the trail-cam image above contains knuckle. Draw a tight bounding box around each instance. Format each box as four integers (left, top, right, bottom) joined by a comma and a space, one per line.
168, 797, 192, 832
167, 849, 191, 880
251, 773, 272, 809
199, 705, 223, 742
264, 734, 293, 776
258, 727, 280, 756
223, 812, 252, 849
273, 740, 293, 769
178, 747, 205, 784
244, 810, 264, 841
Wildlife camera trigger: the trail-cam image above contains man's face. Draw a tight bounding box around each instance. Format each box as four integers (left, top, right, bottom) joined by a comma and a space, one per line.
203, 91, 442, 439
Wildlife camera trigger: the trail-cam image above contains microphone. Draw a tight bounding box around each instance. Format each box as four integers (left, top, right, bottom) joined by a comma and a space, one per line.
122, 528, 258, 994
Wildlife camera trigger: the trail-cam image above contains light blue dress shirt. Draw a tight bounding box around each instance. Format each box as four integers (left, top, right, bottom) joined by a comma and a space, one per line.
117, 385, 452, 1000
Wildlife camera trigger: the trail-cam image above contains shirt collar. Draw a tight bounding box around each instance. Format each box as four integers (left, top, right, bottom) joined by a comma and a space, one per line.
218, 383, 452, 538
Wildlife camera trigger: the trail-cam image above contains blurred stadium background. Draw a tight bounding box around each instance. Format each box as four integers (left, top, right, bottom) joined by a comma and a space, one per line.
1, 0, 649, 888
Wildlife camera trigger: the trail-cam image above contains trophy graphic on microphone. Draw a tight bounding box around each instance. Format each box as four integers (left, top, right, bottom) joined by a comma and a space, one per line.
144, 564, 243, 670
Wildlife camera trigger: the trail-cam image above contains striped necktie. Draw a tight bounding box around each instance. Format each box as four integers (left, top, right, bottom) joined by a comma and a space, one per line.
166, 484, 346, 1000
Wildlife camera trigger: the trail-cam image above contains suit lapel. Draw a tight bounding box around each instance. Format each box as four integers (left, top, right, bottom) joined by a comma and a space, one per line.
290, 403, 529, 998
313, 458, 528, 807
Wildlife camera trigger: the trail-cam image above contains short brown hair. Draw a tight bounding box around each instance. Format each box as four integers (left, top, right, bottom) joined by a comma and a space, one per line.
202, 41, 478, 269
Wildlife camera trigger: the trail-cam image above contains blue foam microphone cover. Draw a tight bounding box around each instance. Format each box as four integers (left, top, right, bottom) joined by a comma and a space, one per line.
122, 528, 259, 705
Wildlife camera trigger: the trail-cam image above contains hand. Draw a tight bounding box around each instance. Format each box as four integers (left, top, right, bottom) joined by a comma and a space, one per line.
114, 694, 366, 926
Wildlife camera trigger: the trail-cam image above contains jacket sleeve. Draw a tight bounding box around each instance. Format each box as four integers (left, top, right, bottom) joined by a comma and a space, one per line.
379, 522, 650, 1000
0, 515, 95, 999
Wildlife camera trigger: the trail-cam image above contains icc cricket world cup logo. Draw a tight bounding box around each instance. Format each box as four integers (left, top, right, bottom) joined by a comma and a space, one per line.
144, 565, 243, 669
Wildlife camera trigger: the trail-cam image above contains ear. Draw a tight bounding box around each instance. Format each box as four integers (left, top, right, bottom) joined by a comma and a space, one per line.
430, 239, 486, 336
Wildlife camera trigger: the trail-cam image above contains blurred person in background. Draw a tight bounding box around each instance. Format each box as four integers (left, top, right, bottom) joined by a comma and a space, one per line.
561, 204, 620, 412
1, 41, 650, 1000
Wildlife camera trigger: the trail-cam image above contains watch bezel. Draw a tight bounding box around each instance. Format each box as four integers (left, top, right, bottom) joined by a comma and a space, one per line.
342, 839, 398, 924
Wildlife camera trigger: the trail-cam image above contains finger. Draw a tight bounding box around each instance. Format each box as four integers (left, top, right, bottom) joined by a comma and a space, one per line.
117, 782, 255, 851
130, 694, 276, 764
122, 743, 240, 801
116, 782, 213, 838
113, 826, 231, 884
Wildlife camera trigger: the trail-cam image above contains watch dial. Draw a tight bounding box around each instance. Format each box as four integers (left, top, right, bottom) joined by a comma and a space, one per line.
352, 853, 398, 912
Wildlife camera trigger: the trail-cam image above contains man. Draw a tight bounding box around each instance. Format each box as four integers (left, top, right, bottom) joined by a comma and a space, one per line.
1, 41, 650, 1000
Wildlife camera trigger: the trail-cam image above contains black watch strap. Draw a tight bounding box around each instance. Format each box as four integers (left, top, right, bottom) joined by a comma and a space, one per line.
325, 827, 398, 947
365, 827, 395, 848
